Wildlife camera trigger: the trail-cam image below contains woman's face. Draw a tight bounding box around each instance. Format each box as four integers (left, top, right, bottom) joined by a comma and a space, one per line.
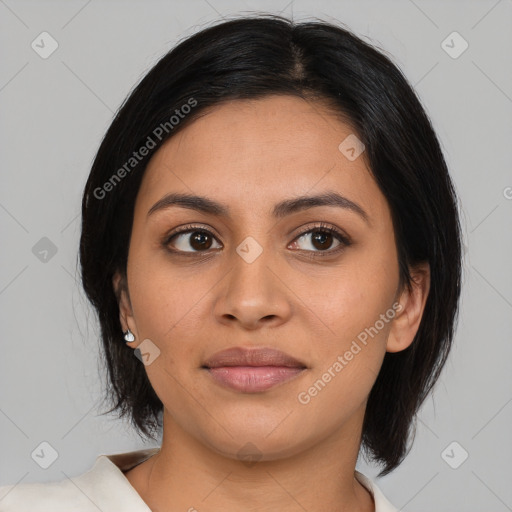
117, 95, 421, 461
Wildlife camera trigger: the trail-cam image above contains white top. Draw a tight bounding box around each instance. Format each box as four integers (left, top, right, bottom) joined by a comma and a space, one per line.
0, 448, 398, 511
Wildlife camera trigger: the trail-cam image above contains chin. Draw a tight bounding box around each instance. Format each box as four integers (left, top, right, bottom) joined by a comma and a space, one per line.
199, 425, 314, 464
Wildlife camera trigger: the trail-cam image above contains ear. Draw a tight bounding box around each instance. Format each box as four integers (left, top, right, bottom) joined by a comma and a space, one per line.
112, 270, 138, 339
386, 262, 430, 353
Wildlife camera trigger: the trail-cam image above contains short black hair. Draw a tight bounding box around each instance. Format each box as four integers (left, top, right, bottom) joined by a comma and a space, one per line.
79, 14, 463, 477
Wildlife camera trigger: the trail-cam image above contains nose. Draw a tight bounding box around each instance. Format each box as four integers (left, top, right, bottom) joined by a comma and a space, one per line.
213, 243, 292, 330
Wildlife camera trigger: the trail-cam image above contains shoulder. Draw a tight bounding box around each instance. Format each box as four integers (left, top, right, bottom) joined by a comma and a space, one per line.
0, 478, 96, 512
0, 450, 154, 512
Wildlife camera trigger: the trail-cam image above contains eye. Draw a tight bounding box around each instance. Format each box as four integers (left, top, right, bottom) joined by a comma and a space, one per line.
164, 224, 222, 253
163, 222, 351, 257
288, 222, 351, 256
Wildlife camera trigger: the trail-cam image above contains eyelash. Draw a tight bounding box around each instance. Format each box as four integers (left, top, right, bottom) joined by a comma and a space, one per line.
163, 222, 351, 258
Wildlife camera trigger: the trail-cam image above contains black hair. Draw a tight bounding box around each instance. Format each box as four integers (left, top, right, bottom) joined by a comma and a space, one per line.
79, 14, 462, 477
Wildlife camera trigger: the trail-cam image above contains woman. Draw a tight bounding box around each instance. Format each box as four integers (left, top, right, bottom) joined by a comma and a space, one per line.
0, 14, 462, 512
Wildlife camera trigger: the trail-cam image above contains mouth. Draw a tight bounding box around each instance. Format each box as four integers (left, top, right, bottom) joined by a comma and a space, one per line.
202, 346, 307, 369
202, 346, 307, 393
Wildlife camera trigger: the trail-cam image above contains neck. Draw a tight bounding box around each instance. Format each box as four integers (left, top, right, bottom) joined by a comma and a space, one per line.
125, 407, 375, 512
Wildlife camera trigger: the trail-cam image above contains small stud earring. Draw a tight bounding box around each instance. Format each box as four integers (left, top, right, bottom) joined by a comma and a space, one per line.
124, 329, 135, 343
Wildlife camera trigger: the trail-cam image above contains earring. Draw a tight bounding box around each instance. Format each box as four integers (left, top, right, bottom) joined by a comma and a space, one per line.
124, 329, 135, 343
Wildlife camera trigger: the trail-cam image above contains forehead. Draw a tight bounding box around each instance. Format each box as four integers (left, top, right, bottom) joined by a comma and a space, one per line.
136, 95, 389, 224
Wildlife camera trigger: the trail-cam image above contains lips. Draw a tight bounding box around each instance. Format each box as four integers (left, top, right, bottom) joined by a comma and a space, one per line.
202, 347, 307, 393
202, 346, 307, 369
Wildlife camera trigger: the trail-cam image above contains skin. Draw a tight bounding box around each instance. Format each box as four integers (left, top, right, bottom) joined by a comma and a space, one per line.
113, 95, 430, 512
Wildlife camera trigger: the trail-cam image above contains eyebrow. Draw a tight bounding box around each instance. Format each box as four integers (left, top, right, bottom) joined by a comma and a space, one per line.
147, 191, 370, 224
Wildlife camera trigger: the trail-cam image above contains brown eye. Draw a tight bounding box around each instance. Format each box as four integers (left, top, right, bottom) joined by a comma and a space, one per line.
166, 228, 221, 253
311, 230, 336, 250
288, 224, 351, 256
291, 229, 340, 251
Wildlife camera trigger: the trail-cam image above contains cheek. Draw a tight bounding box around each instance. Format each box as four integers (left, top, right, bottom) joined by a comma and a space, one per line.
127, 246, 202, 335
295, 266, 397, 422
126, 248, 222, 380
301, 250, 398, 344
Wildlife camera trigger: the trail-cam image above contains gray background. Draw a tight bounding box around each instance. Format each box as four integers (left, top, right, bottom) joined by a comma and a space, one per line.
1, 1, 511, 511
